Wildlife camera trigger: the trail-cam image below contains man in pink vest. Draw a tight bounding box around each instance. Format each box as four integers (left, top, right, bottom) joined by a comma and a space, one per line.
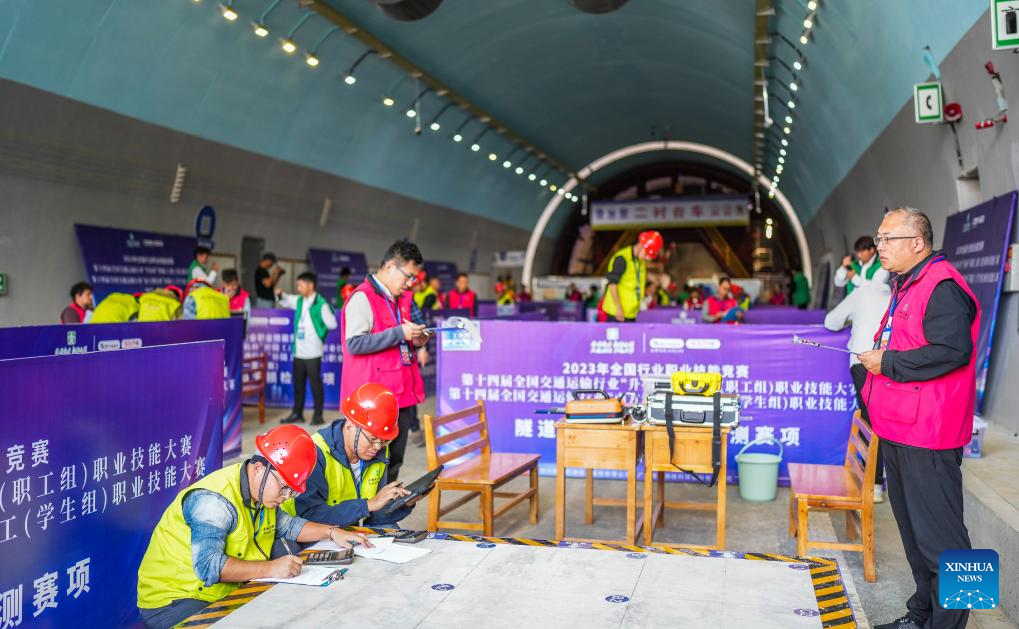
859, 208, 979, 629
340, 240, 426, 481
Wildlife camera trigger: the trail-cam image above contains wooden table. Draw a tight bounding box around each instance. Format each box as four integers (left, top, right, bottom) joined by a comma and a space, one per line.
640, 423, 731, 550
555, 420, 644, 545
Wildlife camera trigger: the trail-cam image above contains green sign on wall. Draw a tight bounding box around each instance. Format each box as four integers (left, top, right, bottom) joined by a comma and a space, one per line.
0, 273, 6, 296
914, 82, 943, 124
991, 0, 1019, 50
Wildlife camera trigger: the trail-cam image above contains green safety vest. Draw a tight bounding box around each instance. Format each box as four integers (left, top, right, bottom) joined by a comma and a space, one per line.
89, 293, 139, 324
281, 431, 387, 517
602, 246, 645, 320
191, 286, 231, 319
292, 294, 332, 351
137, 463, 277, 609
137, 290, 180, 322
846, 260, 880, 295
188, 260, 208, 279
414, 286, 440, 310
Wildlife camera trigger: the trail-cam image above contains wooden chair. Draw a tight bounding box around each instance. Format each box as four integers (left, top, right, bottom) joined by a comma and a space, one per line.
788, 411, 879, 582
241, 353, 267, 424
422, 401, 540, 536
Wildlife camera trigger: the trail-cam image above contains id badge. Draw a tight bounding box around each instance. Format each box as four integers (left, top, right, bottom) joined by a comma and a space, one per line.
297, 326, 306, 341
879, 326, 891, 350
399, 342, 414, 366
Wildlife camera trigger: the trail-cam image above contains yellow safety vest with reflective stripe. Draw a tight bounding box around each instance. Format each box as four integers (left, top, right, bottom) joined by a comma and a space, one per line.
602, 246, 645, 320
191, 286, 231, 319
413, 286, 440, 310
281, 432, 386, 516
137, 463, 277, 609
89, 293, 139, 324
137, 290, 180, 322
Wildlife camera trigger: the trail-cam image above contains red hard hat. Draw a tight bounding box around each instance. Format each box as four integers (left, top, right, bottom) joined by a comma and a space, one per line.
638, 230, 664, 259
184, 278, 209, 296
341, 383, 400, 441
163, 285, 184, 302
413, 270, 426, 287
256, 425, 317, 493
341, 284, 355, 300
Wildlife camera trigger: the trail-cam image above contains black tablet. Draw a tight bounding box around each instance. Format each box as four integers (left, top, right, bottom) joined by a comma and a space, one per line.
377, 465, 444, 516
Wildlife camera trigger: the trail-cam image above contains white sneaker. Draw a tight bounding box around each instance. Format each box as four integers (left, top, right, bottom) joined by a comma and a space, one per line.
873, 485, 885, 503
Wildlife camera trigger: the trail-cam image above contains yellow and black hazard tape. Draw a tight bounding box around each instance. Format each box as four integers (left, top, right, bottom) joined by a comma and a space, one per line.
179, 528, 857, 628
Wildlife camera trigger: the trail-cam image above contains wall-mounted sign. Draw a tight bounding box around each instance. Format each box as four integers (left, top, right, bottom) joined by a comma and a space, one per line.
914, 82, 943, 124
991, 0, 1019, 50
590, 196, 749, 230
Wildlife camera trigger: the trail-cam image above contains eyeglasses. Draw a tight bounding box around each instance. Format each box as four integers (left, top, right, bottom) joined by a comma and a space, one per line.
270, 471, 297, 499
362, 435, 392, 449
391, 264, 417, 284
873, 234, 919, 247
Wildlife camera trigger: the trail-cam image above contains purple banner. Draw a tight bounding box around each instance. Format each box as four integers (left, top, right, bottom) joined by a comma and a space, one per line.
0, 319, 244, 458
636, 308, 703, 324
307, 248, 368, 305
742, 307, 826, 325
0, 342, 224, 628
438, 321, 853, 483
74, 224, 197, 302
423, 261, 458, 292
242, 309, 342, 410
941, 192, 1016, 410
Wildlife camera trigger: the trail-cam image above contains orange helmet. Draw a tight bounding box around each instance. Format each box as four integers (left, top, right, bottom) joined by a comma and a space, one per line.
341, 284, 356, 301
341, 383, 399, 441
638, 231, 664, 260
256, 425, 317, 493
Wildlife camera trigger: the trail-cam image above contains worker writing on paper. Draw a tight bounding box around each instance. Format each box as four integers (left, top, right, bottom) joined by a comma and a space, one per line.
137, 426, 370, 629
283, 382, 425, 530
599, 230, 663, 322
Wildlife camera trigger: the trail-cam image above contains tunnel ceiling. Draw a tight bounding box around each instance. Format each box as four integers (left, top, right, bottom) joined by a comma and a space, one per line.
0, 0, 987, 235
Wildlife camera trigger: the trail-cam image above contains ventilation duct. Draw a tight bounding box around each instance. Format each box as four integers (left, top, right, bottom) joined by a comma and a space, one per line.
570, 0, 630, 14
372, 0, 443, 21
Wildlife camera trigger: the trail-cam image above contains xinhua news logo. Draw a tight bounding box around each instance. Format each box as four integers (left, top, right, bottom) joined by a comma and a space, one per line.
939, 549, 999, 610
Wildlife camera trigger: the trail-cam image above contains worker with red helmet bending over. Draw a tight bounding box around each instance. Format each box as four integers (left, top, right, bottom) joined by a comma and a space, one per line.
600, 230, 664, 322
136, 425, 371, 629
282, 382, 424, 529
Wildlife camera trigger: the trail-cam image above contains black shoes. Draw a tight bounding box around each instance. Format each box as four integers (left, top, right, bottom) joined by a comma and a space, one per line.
874, 616, 921, 629
310, 415, 325, 426
280, 414, 305, 424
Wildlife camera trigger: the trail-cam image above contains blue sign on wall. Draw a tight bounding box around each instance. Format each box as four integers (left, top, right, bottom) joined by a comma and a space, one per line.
74, 224, 198, 301
0, 342, 224, 628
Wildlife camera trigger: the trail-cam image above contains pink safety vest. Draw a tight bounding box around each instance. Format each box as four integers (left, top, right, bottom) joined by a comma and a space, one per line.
340, 278, 424, 409
864, 258, 980, 449
446, 290, 476, 316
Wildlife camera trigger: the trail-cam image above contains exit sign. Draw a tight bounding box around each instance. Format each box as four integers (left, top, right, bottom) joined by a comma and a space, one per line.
0, 273, 6, 296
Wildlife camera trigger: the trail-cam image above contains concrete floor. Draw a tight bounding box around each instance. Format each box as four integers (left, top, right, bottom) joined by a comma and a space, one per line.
238, 403, 1016, 629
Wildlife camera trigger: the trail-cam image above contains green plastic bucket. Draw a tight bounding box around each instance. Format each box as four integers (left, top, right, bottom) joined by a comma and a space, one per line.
735, 437, 783, 502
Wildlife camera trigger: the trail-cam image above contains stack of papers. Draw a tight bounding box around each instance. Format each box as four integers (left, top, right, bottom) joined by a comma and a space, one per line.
310, 536, 431, 564
253, 565, 343, 586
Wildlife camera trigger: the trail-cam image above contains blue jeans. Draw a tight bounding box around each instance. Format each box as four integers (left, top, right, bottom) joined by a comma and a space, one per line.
139, 599, 211, 629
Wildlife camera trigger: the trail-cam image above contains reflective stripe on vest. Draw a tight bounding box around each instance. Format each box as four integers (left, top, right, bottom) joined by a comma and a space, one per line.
90, 293, 139, 324
602, 246, 645, 319
192, 286, 231, 319
137, 463, 277, 609
137, 291, 180, 322
281, 432, 386, 518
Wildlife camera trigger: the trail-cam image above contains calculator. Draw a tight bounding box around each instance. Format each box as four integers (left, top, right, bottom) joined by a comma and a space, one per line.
303, 548, 354, 565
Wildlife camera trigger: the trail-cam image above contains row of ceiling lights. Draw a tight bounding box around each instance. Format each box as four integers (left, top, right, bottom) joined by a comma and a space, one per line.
204, 0, 581, 202
756, 0, 820, 200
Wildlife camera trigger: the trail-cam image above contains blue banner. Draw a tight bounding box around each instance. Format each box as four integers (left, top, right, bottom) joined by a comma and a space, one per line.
0, 342, 224, 629
941, 192, 1016, 410
0, 319, 244, 458
242, 309, 342, 409
307, 248, 369, 306
438, 321, 853, 483
74, 224, 198, 301
423, 261, 458, 292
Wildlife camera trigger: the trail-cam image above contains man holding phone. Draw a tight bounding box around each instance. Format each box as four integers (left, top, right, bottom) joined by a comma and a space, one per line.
341, 240, 427, 481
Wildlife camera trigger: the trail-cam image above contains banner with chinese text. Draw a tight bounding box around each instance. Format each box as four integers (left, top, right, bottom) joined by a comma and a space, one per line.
438, 321, 853, 483
941, 192, 1016, 410
75, 224, 197, 302
0, 342, 224, 628
0, 319, 244, 459
307, 248, 369, 306
590, 196, 750, 230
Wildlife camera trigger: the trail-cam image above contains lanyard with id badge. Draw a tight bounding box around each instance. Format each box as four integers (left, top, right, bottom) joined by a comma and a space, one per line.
370, 276, 414, 366
878, 254, 945, 350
